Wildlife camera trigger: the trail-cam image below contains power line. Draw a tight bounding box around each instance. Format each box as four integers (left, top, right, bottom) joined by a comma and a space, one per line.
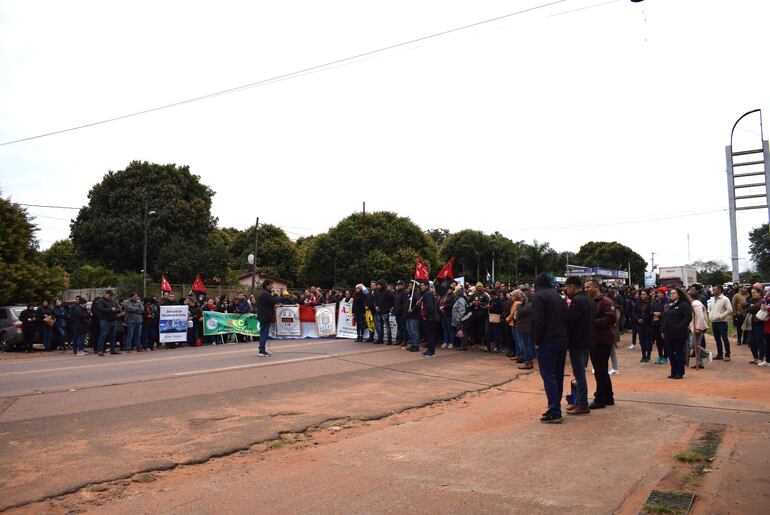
548, 0, 621, 17
17, 203, 80, 210
0, 0, 566, 147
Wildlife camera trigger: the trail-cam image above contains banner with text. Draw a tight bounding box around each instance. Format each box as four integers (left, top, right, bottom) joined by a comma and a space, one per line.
159, 305, 190, 343
203, 311, 260, 337
274, 305, 301, 337
316, 303, 337, 337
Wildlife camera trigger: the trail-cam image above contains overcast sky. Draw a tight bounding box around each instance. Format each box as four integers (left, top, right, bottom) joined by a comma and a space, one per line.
1, 0, 768, 273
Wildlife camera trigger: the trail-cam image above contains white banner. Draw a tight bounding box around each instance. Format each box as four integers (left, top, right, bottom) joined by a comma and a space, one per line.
337, 299, 358, 339
316, 303, 337, 337
159, 305, 189, 343
455, 276, 465, 288
275, 305, 301, 337
373, 313, 398, 341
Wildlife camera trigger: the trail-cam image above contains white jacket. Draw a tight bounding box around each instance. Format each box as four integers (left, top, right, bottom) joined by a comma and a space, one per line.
709, 295, 732, 323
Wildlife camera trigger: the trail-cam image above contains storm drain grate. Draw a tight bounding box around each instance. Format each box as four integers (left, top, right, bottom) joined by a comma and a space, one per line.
643, 490, 695, 514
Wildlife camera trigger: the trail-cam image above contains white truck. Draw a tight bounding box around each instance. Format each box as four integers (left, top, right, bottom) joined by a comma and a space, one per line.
657, 266, 698, 288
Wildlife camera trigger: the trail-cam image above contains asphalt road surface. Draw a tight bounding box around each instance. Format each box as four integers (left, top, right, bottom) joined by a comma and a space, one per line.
0, 339, 523, 511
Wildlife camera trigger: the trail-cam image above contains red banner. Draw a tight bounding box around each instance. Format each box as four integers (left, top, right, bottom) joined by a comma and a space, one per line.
191, 274, 207, 293
299, 305, 317, 323
160, 275, 172, 292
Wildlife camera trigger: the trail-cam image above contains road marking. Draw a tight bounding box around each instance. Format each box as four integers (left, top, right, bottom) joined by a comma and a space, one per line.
172, 355, 331, 376
0, 340, 352, 377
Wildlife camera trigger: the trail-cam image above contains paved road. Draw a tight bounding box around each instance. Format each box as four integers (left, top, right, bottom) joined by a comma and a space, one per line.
0, 339, 524, 510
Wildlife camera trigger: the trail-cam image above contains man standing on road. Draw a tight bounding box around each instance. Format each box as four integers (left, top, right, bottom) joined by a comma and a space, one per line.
95, 290, 121, 356
123, 293, 144, 352
365, 281, 379, 343
731, 285, 748, 346
374, 279, 394, 345
255, 280, 277, 357
709, 285, 732, 361
393, 281, 407, 346
532, 272, 568, 423
585, 279, 616, 409
71, 297, 91, 356
564, 276, 595, 416
20, 303, 37, 353
418, 282, 438, 357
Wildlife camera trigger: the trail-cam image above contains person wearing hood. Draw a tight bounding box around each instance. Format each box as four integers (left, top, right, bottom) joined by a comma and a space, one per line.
451, 284, 469, 351
532, 272, 568, 423
123, 293, 144, 352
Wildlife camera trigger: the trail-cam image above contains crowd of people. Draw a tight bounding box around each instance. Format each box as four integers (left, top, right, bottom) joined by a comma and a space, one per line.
14, 276, 770, 422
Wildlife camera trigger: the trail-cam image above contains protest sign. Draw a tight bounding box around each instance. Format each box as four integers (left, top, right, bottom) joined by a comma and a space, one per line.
159, 305, 189, 343
275, 305, 301, 337
337, 299, 357, 339
203, 311, 260, 336
316, 303, 337, 337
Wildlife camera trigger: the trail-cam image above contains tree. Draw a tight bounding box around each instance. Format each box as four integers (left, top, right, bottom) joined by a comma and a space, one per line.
523, 240, 554, 278
40, 239, 79, 274
0, 197, 67, 304
70, 161, 217, 277
425, 228, 450, 247
687, 260, 731, 286
576, 241, 648, 284
749, 224, 770, 279
156, 233, 231, 284
229, 224, 299, 284
300, 211, 437, 288
440, 229, 488, 283
69, 265, 121, 288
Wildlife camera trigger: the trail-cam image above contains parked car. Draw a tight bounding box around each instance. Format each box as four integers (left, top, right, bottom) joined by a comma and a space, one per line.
0, 306, 27, 352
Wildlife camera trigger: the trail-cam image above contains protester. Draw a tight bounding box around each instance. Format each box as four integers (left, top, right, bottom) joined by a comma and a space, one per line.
405, 282, 422, 352
514, 291, 535, 369
417, 282, 438, 357
123, 293, 144, 352
255, 279, 277, 357
532, 273, 568, 423
20, 303, 37, 353
468, 283, 490, 347
393, 281, 407, 346
352, 284, 367, 342
365, 281, 378, 343
690, 292, 712, 369
52, 299, 66, 351
585, 279, 616, 409
635, 289, 654, 362
661, 288, 692, 379
732, 285, 748, 346
94, 290, 121, 356
36, 300, 54, 351
564, 276, 595, 416
439, 284, 456, 350
374, 279, 394, 345
709, 285, 732, 361
71, 297, 91, 356
451, 284, 469, 351
651, 288, 668, 364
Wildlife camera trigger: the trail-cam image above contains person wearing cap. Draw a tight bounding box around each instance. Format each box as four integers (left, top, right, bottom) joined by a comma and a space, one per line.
94, 290, 121, 356
123, 292, 144, 352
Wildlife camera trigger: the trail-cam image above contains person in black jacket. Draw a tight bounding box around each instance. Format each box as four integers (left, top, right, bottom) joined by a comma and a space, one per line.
532, 272, 568, 423
635, 289, 654, 362
19, 303, 37, 353
661, 288, 692, 379
405, 282, 422, 351
393, 281, 407, 346
94, 290, 120, 356
365, 281, 378, 342
352, 285, 367, 342
374, 279, 394, 345
71, 297, 91, 356
417, 282, 438, 356
564, 276, 595, 415
651, 289, 667, 365
255, 280, 277, 357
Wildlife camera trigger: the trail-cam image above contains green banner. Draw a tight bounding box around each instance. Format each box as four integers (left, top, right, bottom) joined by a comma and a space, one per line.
203, 311, 260, 336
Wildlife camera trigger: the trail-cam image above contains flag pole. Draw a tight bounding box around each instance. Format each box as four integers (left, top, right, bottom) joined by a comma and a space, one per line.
408, 280, 418, 311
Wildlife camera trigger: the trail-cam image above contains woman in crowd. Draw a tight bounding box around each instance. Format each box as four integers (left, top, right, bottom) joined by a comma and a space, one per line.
52, 299, 67, 351
142, 297, 157, 350
506, 290, 525, 362
661, 287, 692, 379
36, 300, 54, 351
689, 291, 711, 369
514, 291, 534, 369
352, 284, 367, 342
635, 289, 654, 362
744, 287, 768, 365
451, 284, 469, 351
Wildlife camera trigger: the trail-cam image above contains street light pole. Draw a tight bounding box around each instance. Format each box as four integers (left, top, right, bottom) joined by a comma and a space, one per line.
142, 205, 157, 297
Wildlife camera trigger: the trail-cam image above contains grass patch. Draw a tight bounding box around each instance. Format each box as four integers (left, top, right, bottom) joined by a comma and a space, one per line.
266, 439, 284, 450
643, 503, 684, 515
673, 451, 705, 463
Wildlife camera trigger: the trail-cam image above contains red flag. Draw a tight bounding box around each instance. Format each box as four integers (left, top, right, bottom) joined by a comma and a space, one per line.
414, 257, 429, 281
160, 275, 172, 292
191, 274, 207, 293
435, 257, 455, 280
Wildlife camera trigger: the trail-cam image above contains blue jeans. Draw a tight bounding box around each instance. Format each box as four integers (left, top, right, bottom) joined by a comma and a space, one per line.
375, 312, 391, 342
518, 331, 534, 362
258, 320, 270, 353
73, 333, 86, 353
440, 315, 454, 345
711, 321, 730, 357
537, 340, 568, 416
97, 320, 117, 353
406, 318, 420, 348
568, 348, 590, 409
125, 323, 142, 350
40, 325, 52, 351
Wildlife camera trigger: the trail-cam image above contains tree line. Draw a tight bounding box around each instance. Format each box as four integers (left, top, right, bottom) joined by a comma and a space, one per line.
2, 161, 768, 303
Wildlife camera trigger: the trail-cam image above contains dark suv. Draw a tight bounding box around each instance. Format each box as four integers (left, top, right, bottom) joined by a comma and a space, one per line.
0, 306, 27, 352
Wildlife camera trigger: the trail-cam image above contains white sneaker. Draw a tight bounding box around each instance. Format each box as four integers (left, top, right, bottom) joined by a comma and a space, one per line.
441, 343, 448, 349
707, 352, 713, 364
628, 344, 636, 350
609, 368, 619, 375
76, 351, 87, 357
447, 344, 454, 349
758, 361, 769, 367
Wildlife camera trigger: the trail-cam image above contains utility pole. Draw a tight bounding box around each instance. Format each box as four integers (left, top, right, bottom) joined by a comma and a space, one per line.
687, 233, 691, 263
251, 217, 259, 295
651, 252, 656, 271
491, 251, 495, 283
628, 261, 631, 286
361, 202, 366, 283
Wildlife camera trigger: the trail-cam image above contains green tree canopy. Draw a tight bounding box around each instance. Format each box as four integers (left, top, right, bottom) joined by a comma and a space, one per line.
300, 211, 437, 288
575, 241, 647, 284
229, 224, 299, 284
40, 239, 79, 274
440, 229, 488, 283
70, 161, 217, 278
749, 224, 770, 280
687, 260, 731, 286
0, 197, 67, 304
